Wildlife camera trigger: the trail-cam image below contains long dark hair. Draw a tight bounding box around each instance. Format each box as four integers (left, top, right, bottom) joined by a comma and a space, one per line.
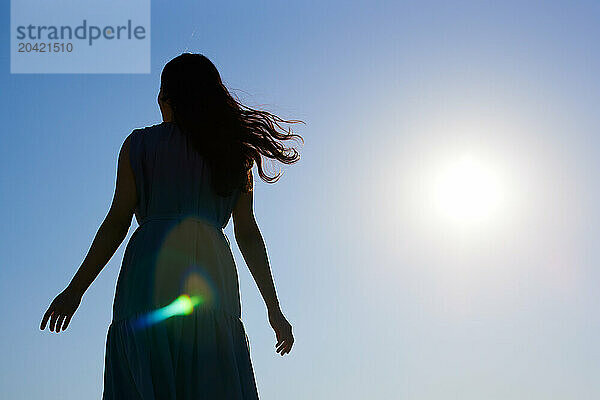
159, 53, 304, 197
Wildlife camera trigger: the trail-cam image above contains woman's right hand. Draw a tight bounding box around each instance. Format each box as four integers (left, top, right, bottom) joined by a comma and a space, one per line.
40, 285, 83, 333
268, 308, 294, 356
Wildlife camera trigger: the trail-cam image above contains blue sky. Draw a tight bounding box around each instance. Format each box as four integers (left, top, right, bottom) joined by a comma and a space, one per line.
1, 1, 600, 399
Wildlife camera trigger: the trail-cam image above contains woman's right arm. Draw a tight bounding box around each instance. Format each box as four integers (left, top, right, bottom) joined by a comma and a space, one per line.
232, 170, 294, 355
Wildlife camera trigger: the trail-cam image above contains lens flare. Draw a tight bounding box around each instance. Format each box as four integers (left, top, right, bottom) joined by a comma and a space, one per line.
133, 294, 203, 330
152, 217, 219, 308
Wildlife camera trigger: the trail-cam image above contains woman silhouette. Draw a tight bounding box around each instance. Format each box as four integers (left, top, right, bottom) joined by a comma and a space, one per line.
40, 53, 303, 399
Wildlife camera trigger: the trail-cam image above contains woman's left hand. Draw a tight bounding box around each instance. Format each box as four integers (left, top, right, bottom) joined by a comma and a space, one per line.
40, 286, 83, 333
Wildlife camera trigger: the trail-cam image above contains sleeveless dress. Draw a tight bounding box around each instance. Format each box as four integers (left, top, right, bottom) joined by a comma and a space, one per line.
102, 122, 260, 400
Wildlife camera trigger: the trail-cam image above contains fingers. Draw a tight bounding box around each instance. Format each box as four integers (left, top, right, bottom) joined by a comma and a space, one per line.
284, 337, 294, 355
276, 340, 286, 353
271, 314, 294, 356
56, 314, 66, 333
275, 333, 294, 356
283, 335, 294, 355
40, 307, 52, 330
49, 310, 59, 332
41, 291, 80, 333
276, 339, 293, 355
41, 307, 72, 333
62, 314, 72, 331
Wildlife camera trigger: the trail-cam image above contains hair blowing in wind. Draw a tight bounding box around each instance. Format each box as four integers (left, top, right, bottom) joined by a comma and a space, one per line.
159, 53, 305, 197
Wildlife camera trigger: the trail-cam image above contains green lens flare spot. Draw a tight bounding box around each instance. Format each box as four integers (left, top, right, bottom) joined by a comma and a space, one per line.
134, 293, 205, 329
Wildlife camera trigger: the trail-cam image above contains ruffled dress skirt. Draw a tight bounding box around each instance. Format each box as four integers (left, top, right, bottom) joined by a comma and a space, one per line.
102, 216, 260, 400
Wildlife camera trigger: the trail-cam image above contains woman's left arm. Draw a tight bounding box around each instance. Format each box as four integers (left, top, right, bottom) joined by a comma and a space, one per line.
40, 133, 137, 333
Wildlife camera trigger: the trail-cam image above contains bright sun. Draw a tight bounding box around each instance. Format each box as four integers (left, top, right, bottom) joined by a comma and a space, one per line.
431, 154, 505, 225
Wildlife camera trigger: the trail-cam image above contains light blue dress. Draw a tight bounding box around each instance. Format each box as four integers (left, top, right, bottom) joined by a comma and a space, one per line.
102, 122, 259, 399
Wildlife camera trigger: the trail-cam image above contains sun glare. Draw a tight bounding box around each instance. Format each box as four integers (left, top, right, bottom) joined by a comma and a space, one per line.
431, 154, 505, 225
